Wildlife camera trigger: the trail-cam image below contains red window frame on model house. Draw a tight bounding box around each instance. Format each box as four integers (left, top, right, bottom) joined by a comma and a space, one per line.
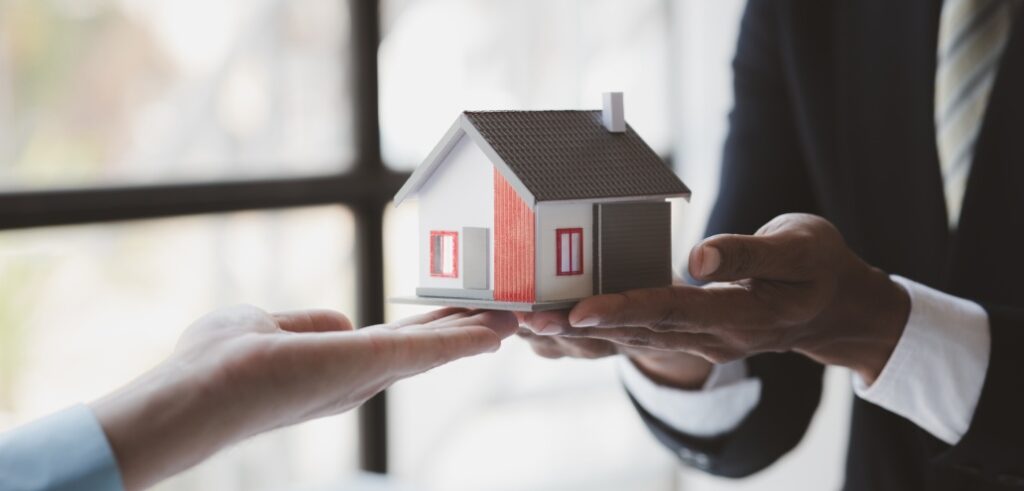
429, 231, 459, 278
556, 228, 583, 275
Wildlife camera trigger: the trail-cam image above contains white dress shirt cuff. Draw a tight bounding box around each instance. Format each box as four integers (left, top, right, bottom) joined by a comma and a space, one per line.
852, 275, 990, 445
620, 357, 761, 438
0, 404, 124, 491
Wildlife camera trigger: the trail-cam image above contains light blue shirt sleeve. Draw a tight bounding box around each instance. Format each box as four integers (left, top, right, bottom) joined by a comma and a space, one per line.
0, 404, 124, 491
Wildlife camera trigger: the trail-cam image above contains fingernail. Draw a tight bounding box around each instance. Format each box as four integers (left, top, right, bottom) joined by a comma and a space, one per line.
571, 316, 600, 328
699, 246, 721, 278
535, 320, 562, 335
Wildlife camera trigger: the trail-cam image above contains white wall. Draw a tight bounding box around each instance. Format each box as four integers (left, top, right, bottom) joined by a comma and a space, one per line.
535, 202, 593, 302
416, 134, 495, 290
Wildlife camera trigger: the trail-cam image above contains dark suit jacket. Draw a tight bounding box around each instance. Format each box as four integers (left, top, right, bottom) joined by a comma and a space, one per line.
633, 1, 1024, 489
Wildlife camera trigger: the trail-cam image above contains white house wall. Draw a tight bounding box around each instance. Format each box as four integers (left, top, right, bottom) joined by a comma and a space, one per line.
416, 134, 495, 290
536, 202, 594, 302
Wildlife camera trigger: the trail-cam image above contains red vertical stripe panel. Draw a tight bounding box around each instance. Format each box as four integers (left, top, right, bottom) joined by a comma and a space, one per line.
493, 168, 535, 302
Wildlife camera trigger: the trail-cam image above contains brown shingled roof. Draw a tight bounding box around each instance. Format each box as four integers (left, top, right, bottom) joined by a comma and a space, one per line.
462, 110, 690, 202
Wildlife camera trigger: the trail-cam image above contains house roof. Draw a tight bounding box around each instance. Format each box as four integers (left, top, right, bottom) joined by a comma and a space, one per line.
394, 110, 690, 207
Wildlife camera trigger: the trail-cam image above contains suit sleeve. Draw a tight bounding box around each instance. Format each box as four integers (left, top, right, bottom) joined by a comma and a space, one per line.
632, 0, 826, 477
933, 305, 1024, 483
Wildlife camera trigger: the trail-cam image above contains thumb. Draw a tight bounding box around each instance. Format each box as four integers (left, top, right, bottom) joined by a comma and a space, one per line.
689, 232, 810, 282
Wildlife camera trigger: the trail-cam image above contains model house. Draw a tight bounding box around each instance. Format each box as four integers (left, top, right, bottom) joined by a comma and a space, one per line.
393, 93, 691, 311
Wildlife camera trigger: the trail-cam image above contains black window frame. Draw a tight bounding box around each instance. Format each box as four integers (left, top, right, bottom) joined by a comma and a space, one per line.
0, 0, 394, 475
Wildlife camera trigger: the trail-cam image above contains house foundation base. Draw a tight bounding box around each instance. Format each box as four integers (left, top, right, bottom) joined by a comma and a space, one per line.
390, 296, 578, 312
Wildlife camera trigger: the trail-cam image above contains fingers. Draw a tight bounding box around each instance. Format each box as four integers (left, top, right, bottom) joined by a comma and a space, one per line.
382, 310, 518, 366
395, 311, 516, 338
270, 310, 515, 388
517, 329, 567, 358
565, 326, 717, 352
387, 315, 516, 374
567, 284, 768, 331
517, 328, 618, 359
273, 310, 354, 333
519, 310, 572, 335
431, 310, 518, 339
343, 310, 516, 376
551, 336, 619, 359
383, 307, 469, 328
563, 327, 735, 362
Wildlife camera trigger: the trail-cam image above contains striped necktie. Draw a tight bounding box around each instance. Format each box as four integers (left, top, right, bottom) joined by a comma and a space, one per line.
935, 0, 1019, 228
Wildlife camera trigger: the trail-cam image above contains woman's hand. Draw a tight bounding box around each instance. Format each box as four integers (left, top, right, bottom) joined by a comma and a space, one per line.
91, 306, 516, 491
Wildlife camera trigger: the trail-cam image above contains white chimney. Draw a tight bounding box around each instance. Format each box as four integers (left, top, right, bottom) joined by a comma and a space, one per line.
602, 92, 625, 133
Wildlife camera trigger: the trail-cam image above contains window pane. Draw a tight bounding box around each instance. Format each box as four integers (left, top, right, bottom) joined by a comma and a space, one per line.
430, 233, 442, 274
429, 232, 457, 276
571, 231, 581, 273
384, 203, 677, 491
560, 232, 571, 273
0, 0, 353, 189
443, 234, 455, 275
0, 206, 359, 491
379, 0, 671, 170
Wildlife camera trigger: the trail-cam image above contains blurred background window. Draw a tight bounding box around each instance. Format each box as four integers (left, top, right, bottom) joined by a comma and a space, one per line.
0, 0, 353, 188
0, 1, 853, 490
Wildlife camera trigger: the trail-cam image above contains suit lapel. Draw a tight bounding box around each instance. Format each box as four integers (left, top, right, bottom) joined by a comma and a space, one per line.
835, 0, 949, 286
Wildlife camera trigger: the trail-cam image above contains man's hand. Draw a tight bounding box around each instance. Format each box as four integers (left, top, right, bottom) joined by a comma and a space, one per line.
90, 306, 516, 491
518, 310, 713, 390
563, 213, 910, 385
